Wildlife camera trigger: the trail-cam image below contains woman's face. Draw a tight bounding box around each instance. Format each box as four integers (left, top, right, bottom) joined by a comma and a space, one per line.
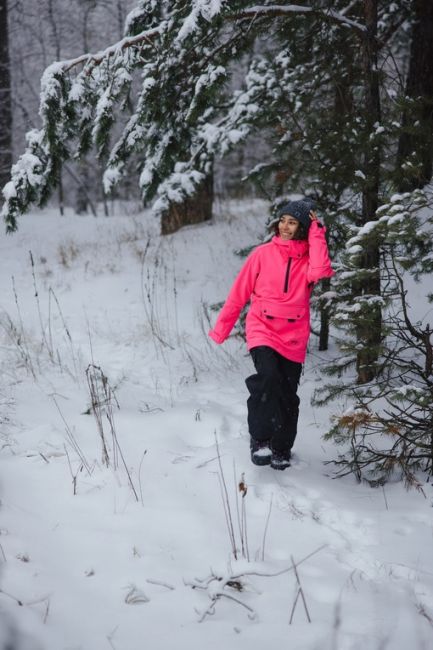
278, 215, 299, 240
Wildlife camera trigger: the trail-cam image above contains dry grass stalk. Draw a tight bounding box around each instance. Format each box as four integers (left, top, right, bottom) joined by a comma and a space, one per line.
85, 364, 139, 501
214, 429, 238, 559
289, 554, 312, 624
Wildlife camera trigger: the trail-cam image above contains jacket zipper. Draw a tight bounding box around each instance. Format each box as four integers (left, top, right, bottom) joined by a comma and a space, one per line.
283, 258, 292, 293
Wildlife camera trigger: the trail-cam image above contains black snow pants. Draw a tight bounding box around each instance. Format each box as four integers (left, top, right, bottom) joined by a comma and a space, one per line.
245, 346, 302, 453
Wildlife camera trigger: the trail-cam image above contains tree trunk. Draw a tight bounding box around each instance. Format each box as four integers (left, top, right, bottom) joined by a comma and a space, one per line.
0, 0, 12, 207
318, 278, 331, 352
74, 162, 89, 215
160, 172, 214, 235
396, 0, 433, 191
356, 0, 382, 384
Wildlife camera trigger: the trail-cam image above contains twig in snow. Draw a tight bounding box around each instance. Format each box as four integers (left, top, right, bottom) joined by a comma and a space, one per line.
233, 462, 249, 560
261, 493, 273, 562
107, 625, 119, 650
29, 250, 53, 361
145, 578, 175, 591
43, 598, 50, 624
124, 584, 150, 604
85, 364, 139, 501
187, 570, 257, 622
27, 254, 77, 379
230, 544, 328, 580
139, 241, 175, 353
64, 444, 83, 495
0, 588, 23, 606
382, 485, 389, 510
52, 396, 92, 476
195, 454, 219, 468
48, 286, 79, 379
138, 449, 148, 505
289, 555, 311, 624
239, 473, 250, 562
186, 547, 321, 625
416, 601, 433, 628
331, 599, 342, 649
196, 591, 257, 623
9, 276, 36, 378
85, 364, 111, 467
113, 434, 139, 502
214, 429, 237, 559
219, 592, 257, 619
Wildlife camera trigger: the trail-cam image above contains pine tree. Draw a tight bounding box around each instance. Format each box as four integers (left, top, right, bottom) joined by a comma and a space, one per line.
315, 186, 433, 486
0, 1, 381, 235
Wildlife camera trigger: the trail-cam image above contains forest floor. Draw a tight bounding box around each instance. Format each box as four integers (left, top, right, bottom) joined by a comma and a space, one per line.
0, 200, 432, 650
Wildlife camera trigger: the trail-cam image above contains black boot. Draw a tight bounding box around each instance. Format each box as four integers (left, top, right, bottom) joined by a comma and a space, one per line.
250, 437, 272, 466
270, 447, 291, 470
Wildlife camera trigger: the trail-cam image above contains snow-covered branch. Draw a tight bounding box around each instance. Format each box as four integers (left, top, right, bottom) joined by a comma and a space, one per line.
231, 4, 367, 35
56, 24, 164, 75
40, 2, 367, 78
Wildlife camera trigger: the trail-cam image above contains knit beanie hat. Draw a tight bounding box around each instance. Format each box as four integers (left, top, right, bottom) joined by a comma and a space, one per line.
277, 198, 316, 231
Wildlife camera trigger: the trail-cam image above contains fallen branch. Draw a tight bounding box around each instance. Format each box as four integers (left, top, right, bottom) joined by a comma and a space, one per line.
289, 554, 311, 624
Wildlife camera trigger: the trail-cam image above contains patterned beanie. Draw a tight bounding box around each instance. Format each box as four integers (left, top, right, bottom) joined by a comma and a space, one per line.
277, 198, 316, 231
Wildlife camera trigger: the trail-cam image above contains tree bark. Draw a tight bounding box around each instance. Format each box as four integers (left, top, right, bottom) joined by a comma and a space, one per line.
396, 0, 433, 191
318, 278, 331, 352
160, 172, 214, 235
0, 0, 12, 206
356, 0, 382, 384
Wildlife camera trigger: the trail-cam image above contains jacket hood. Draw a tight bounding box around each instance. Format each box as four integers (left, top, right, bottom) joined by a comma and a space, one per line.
271, 236, 309, 257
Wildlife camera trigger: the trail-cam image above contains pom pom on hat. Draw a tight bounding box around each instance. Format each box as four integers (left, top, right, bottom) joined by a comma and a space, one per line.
277, 198, 316, 230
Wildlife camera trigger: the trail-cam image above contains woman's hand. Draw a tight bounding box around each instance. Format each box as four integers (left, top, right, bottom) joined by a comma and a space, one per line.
309, 209, 323, 231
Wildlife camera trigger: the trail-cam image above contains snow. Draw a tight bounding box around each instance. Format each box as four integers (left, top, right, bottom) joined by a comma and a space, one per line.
346, 244, 363, 255
177, 0, 226, 42
143, 76, 156, 90
2, 181, 17, 201
1, 201, 432, 649
388, 213, 406, 225
103, 166, 123, 194
152, 166, 205, 214
40, 62, 65, 104
356, 220, 379, 237
246, 5, 366, 33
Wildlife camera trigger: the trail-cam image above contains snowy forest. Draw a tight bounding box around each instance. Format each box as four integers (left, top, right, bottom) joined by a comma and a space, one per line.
1, 1, 433, 649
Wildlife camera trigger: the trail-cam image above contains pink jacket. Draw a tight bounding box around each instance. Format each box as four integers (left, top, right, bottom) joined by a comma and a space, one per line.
208, 221, 335, 362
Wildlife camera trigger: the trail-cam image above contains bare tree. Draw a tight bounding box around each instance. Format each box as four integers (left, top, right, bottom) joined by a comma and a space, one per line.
0, 0, 12, 207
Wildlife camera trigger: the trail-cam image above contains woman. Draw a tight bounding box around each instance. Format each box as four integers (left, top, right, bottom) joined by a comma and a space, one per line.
208, 199, 334, 470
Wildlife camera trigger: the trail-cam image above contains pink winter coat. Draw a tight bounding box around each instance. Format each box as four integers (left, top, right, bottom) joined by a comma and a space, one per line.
208, 221, 335, 362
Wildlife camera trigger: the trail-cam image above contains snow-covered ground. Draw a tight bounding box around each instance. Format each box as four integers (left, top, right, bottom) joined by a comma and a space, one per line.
0, 201, 432, 650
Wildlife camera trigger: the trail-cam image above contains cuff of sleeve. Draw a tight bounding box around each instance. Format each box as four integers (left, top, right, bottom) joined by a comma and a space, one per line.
309, 220, 324, 232
308, 221, 326, 240
208, 329, 226, 344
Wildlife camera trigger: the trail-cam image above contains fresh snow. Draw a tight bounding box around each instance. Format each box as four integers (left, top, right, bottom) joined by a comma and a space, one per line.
177, 0, 226, 42
1, 201, 432, 650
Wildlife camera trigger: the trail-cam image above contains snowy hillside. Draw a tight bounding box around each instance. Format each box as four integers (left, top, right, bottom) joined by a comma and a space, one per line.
0, 202, 432, 650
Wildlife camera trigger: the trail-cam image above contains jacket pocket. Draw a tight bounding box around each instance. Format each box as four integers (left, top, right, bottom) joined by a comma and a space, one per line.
258, 300, 306, 321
